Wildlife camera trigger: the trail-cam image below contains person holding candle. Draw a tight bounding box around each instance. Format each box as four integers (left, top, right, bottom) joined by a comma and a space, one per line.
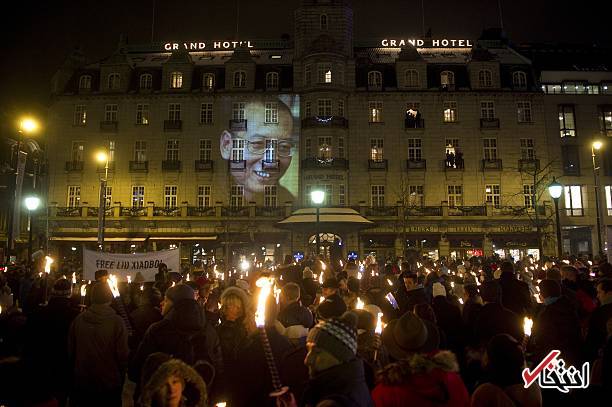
395, 271, 427, 316
316, 278, 347, 321
140, 358, 208, 407
128, 286, 162, 350
299, 266, 318, 307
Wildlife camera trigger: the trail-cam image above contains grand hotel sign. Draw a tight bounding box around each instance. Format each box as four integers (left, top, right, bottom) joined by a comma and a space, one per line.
380, 38, 473, 48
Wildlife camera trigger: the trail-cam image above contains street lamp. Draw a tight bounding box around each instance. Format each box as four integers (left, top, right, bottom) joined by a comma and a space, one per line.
96, 150, 109, 250
311, 190, 325, 257
592, 141, 604, 256
548, 178, 563, 258
24, 196, 41, 265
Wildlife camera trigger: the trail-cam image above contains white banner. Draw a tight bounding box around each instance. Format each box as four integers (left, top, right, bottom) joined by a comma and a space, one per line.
83, 248, 180, 282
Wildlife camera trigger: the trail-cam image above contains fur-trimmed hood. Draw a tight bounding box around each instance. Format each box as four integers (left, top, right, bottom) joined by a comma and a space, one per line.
376, 350, 460, 385
140, 359, 207, 407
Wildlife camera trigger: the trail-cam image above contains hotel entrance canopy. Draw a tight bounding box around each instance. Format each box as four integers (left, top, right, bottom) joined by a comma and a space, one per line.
277, 207, 374, 233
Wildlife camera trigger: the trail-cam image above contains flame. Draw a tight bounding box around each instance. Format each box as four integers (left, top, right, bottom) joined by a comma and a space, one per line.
171, 281, 176, 287
387, 279, 393, 286
140, 284, 144, 291
186, 273, 190, 281
44, 256, 54, 274
459, 298, 464, 305
357, 272, 362, 280
319, 296, 325, 304
107, 274, 120, 298
216, 402, 227, 407
523, 317, 533, 336
356, 297, 364, 310
318, 273, 324, 284
374, 312, 384, 335
340, 260, 344, 268
72, 272, 77, 285
321, 261, 326, 271
80, 284, 87, 297
450, 281, 455, 289
127, 275, 132, 284
255, 277, 274, 328
274, 284, 282, 304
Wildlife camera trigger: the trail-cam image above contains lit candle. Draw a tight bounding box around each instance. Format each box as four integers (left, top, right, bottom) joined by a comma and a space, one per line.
127, 275, 132, 284
356, 297, 364, 310
319, 295, 325, 304
107, 274, 120, 298
71, 272, 77, 285
522, 317, 533, 348
386, 278, 393, 286
339, 260, 343, 268
385, 292, 399, 309
318, 272, 324, 284
373, 312, 384, 361
171, 281, 176, 287
140, 284, 144, 291
321, 261, 326, 271
357, 272, 362, 280
44, 256, 54, 274
459, 298, 464, 305
80, 284, 87, 305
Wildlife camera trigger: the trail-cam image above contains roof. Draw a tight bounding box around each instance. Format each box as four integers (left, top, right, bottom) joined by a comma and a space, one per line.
278, 207, 374, 230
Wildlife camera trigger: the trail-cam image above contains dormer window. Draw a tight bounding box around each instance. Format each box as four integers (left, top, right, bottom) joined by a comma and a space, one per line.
368, 71, 382, 88
202, 73, 215, 90
405, 70, 419, 88
512, 71, 527, 89
478, 69, 493, 87
170, 71, 183, 89
265, 72, 279, 90
320, 14, 328, 30
139, 73, 153, 90
440, 71, 455, 89
79, 75, 92, 90
108, 73, 120, 90
233, 71, 246, 88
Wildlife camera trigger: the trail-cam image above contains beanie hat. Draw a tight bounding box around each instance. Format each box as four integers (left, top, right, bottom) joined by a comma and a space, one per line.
235, 279, 250, 292
51, 278, 72, 298
91, 282, 113, 304
307, 312, 358, 363
432, 282, 446, 297
165, 284, 195, 303
302, 267, 314, 279
317, 295, 347, 320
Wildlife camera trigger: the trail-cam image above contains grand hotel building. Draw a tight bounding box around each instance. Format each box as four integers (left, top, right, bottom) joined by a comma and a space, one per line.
37, 0, 612, 265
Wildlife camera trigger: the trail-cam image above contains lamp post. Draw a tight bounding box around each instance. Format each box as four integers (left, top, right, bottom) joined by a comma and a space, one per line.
24, 196, 41, 265
548, 178, 564, 258
311, 190, 325, 257
96, 150, 109, 251
592, 141, 604, 256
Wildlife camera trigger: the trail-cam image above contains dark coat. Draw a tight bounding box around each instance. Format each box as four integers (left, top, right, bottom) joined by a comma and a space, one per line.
533, 296, 583, 365
278, 301, 314, 329
129, 303, 162, 349
303, 358, 374, 407
432, 296, 465, 355
396, 286, 428, 315
301, 278, 319, 306
475, 303, 523, 347
499, 273, 533, 317
585, 302, 612, 361
216, 318, 249, 369
462, 299, 483, 346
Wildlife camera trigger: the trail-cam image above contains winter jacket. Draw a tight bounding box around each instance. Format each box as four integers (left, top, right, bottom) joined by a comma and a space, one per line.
303, 358, 374, 407
396, 286, 428, 315
278, 301, 314, 329
462, 299, 483, 346
68, 303, 129, 392
216, 318, 249, 367
533, 296, 583, 365
432, 296, 465, 355
300, 278, 318, 306
140, 359, 208, 407
129, 303, 162, 349
585, 302, 612, 361
371, 351, 469, 407
475, 303, 523, 347
499, 273, 533, 317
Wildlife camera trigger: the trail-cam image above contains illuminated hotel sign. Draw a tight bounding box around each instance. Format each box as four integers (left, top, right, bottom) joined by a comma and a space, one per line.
380, 38, 473, 48
164, 40, 254, 51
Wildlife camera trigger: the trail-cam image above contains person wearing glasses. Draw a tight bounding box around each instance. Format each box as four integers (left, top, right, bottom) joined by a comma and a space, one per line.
220, 99, 297, 201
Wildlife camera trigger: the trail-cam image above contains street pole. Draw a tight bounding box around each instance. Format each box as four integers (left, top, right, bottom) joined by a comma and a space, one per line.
315, 206, 320, 257
592, 146, 604, 256
553, 197, 563, 258
97, 158, 108, 251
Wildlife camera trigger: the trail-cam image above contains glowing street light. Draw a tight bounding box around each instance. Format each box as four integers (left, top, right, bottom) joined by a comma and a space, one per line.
19, 117, 39, 134
311, 190, 325, 257
591, 141, 604, 256
548, 177, 563, 258
96, 150, 109, 250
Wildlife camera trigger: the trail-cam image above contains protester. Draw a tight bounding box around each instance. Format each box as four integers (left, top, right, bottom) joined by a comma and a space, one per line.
395, 271, 427, 315
474, 281, 523, 347
585, 278, 612, 361
129, 286, 163, 349
300, 266, 318, 307
498, 262, 533, 318
317, 277, 348, 320
140, 358, 208, 407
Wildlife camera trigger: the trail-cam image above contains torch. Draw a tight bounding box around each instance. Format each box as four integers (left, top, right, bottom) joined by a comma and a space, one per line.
108, 274, 134, 335
373, 312, 384, 361
80, 284, 87, 307
355, 297, 365, 310
522, 317, 533, 349
255, 276, 288, 397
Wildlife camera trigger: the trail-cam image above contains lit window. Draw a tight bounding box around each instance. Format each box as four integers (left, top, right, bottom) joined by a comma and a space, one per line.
440, 71, 455, 89
512, 71, 527, 89
369, 101, 383, 123
233, 71, 246, 88
605, 186, 612, 215
478, 70, 492, 87
600, 106, 612, 137
409, 185, 424, 207
79, 75, 92, 90
202, 73, 215, 90
139, 74, 152, 90
71, 141, 84, 161
170, 72, 183, 89
318, 136, 332, 159
368, 71, 382, 88
564, 186, 583, 216
405, 70, 419, 87
73, 105, 87, 126
443, 101, 457, 122
132, 186, 145, 208
266, 72, 279, 89
485, 184, 501, 208
370, 138, 384, 161
559, 105, 576, 137
318, 64, 332, 84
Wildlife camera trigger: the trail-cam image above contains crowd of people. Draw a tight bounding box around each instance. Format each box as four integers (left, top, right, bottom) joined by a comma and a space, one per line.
0, 252, 611, 406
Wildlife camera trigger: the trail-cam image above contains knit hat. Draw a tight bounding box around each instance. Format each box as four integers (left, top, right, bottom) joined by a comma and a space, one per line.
235, 279, 250, 292
50, 278, 72, 298
303, 267, 314, 279
165, 284, 195, 303
317, 295, 347, 320
382, 312, 440, 359
91, 282, 113, 304
432, 282, 446, 297
322, 277, 339, 289
307, 312, 358, 363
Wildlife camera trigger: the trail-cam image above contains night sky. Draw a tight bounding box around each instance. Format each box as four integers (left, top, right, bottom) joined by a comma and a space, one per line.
0, 0, 609, 136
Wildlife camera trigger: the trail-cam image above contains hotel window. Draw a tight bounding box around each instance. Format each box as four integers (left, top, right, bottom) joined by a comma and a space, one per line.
79, 75, 92, 90
232, 102, 245, 121
371, 185, 385, 207
199, 139, 212, 161
304, 65, 312, 86
605, 186, 612, 215
562, 145, 580, 175
318, 136, 332, 159
305, 138, 312, 157
139, 73, 152, 90
517, 101, 532, 123
132, 186, 145, 208
520, 138, 535, 160
73, 105, 87, 125
485, 184, 501, 208
231, 139, 245, 161
368, 71, 382, 88
136, 104, 149, 125
108, 140, 116, 162
512, 71, 527, 89
264, 185, 277, 207
202, 73, 215, 90
440, 71, 455, 89
337, 137, 345, 158
200, 103, 213, 124
559, 105, 576, 137
104, 104, 118, 122
108, 73, 120, 90
443, 101, 457, 122
564, 185, 584, 216
264, 139, 278, 162
265, 72, 279, 89
600, 106, 612, 137
404, 70, 419, 87
134, 141, 147, 161
409, 185, 424, 207
318, 63, 332, 84
408, 138, 422, 161
166, 139, 179, 161
447, 185, 463, 208
318, 99, 332, 116
265, 102, 279, 123
320, 14, 328, 30
369, 101, 383, 123
231, 185, 245, 207
164, 185, 178, 208
370, 138, 384, 161
523, 184, 535, 208
338, 184, 346, 206
197, 185, 212, 208
563, 82, 590, 94
233, 71, 246, 88
305, 101, 311, 117
104, 186, 112, 208
480, 101, 495, 120
67, 186, 81, 208
170, 71, 183, 89
168, 103, 181, 122
337, 100, 344, 117
405, 102, 422, 128
483, 138, 497, 160
478, 69, 492, 87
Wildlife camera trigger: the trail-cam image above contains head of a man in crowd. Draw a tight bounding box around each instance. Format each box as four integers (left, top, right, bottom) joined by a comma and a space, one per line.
163, 284, 195, 316
484, 334, 525, 387
480, 281, 500, 304
561, 265, 578, 282
402, 272, 418, 291
219, 100, 295, 200
322, 278, 339, 298
499, 261, 514, 277
95, 269, 109, 283
463, 284, 480, 302
281, 282, 300, 308
91, 282, 113, 305
596, 279, 612, 305
538, 279, 561, 302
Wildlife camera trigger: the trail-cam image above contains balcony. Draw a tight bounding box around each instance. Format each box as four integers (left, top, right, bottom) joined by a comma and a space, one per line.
444, 159, 464, 171
404, 118, 425, 130
162, 160, 181, 171
518, 159, 540, 172
480, 118, 500, 129
65, 161, 84, 172
255, 206, 285, 217
449, 206, 487, 216
194, 160, 214, 172
366, 206, 398, 217
405, 206, 442, 216
482, 159, 502, 170
163, 120, 182, 131
222, 206, 250, 217
129, 161, 148, 173
99, 121, 118, 132
120, 206, 147, 217
153, 207, 181, 217
96, 161, 116, 173
301, 116, 349, 129
262, 160, 280, 171
229, 119, 247, 131
187, 206, 216, 217
368, 159, 388, 171
301, 157, 349, 170
56, 207, 82, 217
407, 159, 426, 170
229, 160, 246, 171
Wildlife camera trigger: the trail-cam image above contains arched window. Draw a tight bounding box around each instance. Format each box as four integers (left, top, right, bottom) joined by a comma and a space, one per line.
512, 71, 527, 89
320, 14, 328, 30
478, 69, 493, 87
139, 73, 152, 90
170, 71, 183, 89
233, 71, 246, 88
405, 70, 419, 87
368, 71, 382, 88
440, 71, 455, 89
108, 73, 120, 90
79, 75, 92, 90
202, 73, 215, 90
266, 72, 279, 89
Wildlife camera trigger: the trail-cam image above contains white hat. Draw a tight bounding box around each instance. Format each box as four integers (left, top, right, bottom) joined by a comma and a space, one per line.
432, 282, 447, 297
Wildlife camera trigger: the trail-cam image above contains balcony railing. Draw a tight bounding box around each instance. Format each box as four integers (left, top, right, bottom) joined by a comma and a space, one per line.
229, 119, 247, 131
162, 160, 181, 171
518, 159, 540, 172
65, 161, 84, 172
448, 206, 487, 216
405, 206, 442, 216
407, 159, 426, 170
221, 206, 250, 217
56, 207, 82, 217
120, 207, 147, 217
482, 159, 502, 170
229, 160, 246, 171
195, 160, 214, 172
99, 121, 118, 132
187, 206, 216, 217
87, 207, 114, 217
365, 206, 398, 217
404, 118, 425, 129
153, 207, 181, 217
368, 159, 388, 170
480, 118, 500, 129
301, 116, 349, 129
129, 161, 149, 172
301, 157, 349, 170
255, 206, 285, 217
163, 120, 182, 131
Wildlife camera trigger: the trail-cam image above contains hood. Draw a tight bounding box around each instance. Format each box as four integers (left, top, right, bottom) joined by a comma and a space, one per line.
166, 299, 205, 333
376, 350, 459, 386
140, 359, 207, 407
82, 304, 118, 325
